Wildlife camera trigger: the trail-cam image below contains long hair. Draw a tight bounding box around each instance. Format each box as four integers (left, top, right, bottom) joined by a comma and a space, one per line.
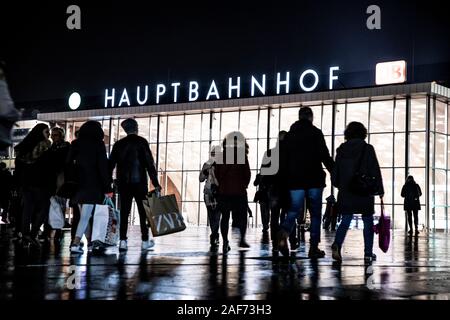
78, 121, 104, 142
15, 123, 49, 155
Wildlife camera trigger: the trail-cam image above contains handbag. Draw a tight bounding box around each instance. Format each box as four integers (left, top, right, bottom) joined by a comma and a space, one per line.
143, 193, 186, 237
373, 199, 391, 253
48, 196, 66, 229
348, 144, 378, 196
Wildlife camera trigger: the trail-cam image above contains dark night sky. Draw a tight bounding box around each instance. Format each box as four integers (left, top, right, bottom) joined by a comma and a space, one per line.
0, 0, 449, 111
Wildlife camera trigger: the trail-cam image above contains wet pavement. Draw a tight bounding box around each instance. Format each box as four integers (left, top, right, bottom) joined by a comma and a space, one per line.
1, 224, 450, 300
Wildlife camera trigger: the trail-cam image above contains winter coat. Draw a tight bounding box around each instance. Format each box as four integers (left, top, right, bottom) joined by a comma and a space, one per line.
66, 139, 112, 204
280, 119, 334, 190
401, 182, 422, 211
215, 159, 251, 197
332, 139, 384, 215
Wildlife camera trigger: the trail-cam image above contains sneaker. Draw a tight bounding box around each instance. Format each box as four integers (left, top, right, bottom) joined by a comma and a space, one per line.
331, 243, 342, 262
141, 239, 155, 251
239, 240, 250, 248
70, 244, 84, 254
223, 242, 231, 254
364, 253, 377, 262
119, 240, 128, 252
308, 247, 326, 259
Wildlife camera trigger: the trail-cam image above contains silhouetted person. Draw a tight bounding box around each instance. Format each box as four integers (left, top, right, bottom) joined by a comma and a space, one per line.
14, 123, 52, 248
278, 107, 334, 258
67, 121, 112, 254
401, 176, 422, 235
110, 118, 161, 252
199, 145, 221, 252
0, 162, 12, 223
215, 131, 251, 253
0, 60, 20, 152
331, 122, 384, 263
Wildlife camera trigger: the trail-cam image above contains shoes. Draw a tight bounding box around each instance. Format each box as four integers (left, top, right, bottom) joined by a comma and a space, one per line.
239, 240, 250, 248
70, 244, 84, 254
29, 237, 42, 249
278, 236, 290, 258
142, 239, 155, 251
223, 241, 231, 254
364, 253, 377, 263
290, 240, 299, 251
119, 240, 128, 252
415, 229, 420, 235
408, 230, 413, 235
331, 243, 342, 262
308, 247, 326, 259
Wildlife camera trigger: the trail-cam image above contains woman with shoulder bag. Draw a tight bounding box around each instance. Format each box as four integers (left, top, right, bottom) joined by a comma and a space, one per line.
331, 122, 384, 263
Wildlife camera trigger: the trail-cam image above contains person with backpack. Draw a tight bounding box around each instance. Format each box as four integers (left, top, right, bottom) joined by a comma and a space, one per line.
401, 176, 422, 235
199, 145, 221, 252
331, 122, 384, 263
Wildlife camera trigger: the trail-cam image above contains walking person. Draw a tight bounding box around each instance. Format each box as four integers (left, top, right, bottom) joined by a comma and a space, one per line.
110, 118, 161, 252
401, 176, 422, 235
215, 131, 251, 253
68, 121, 112, 254
0, 162, 12, 223
278, 107, 334, 258
199, 145, 221, 252
331, 122, 384, 263
14, 123, 53, 247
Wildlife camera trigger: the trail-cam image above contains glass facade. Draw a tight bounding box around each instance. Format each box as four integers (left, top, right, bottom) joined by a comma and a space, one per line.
3, 94, 450, 232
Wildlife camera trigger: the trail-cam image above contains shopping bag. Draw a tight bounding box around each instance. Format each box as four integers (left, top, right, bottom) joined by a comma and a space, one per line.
373, 199, 391, 253
91, 198, 120, 246
48, 196, 66, 229
143, 193, 186, 237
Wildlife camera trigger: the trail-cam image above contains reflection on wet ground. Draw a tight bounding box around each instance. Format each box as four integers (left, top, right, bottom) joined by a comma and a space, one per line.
1, 225, 450, 300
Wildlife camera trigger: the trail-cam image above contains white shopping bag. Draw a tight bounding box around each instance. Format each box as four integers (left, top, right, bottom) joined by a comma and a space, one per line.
48, 196, 65, 229
91, 198, 120, 246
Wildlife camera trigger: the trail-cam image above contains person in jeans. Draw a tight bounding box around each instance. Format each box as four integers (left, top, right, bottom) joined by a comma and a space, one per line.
199, 145, 221, 252
110, 118, 161, 252
401, 176, 422, 235
331, 122, 384, 263
68, 121, 112, 254
278, 107, 334, 258
215, 131, 251, 253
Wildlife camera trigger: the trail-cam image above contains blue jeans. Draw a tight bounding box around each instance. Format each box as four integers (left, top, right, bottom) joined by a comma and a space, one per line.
281, 188, 323, 247
334, 214, 374, 257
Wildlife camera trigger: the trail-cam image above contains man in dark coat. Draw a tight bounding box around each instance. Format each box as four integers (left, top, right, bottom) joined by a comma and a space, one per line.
110, 118, 161, 252
278, 107, 334, 258
401, 176, 422, 235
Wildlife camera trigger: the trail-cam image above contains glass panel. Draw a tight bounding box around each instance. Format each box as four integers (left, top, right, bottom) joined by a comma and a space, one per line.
167, 115, 184, 142
182, 201, 199, 225
159, 116, 167, 143
380, 169, 393, 204
311, 105, 322, 130
270, 107, 280, 138
436, 101, 446, 134
370, 100, 394, 133
166, 143, 183, 171
239, 110, 259, 139
322, 105, 332, 135
370, 134, 393, 167
200, 142, 212, 166
395, 99, 406, 132
434, 169, 446, 206
280, 107, 298, 133
394, 205, 406, 229
410, 98, 426, 131
258, 109, 269, 140
184, 114, 202, 142
158, 143, 167, 172
199, 203, 208, 226
435, 133, 446, 169
394, 133, 405, 168
409, 132, 426, 167
211, 112, 220, 142
247, 139, 258, 170
394, 169, 405, 205
131, 117, 148, 142
183, 172, 200, 202
247, 170, 258, 207
346, 102, 369, 129
221, 111, 239, 139
101, 119, 111, 155
166, 171, 182, 201
183, 142, 201, 171
201, 112, 211, 142
335, 103, 346, 135
150, 116, 159, 143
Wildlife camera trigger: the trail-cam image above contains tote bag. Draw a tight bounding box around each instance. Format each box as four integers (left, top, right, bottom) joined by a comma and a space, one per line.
48, 196, 66, 229
143, 193, 186, 237
373, 199, 391, 253
91, 198, 120, 246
